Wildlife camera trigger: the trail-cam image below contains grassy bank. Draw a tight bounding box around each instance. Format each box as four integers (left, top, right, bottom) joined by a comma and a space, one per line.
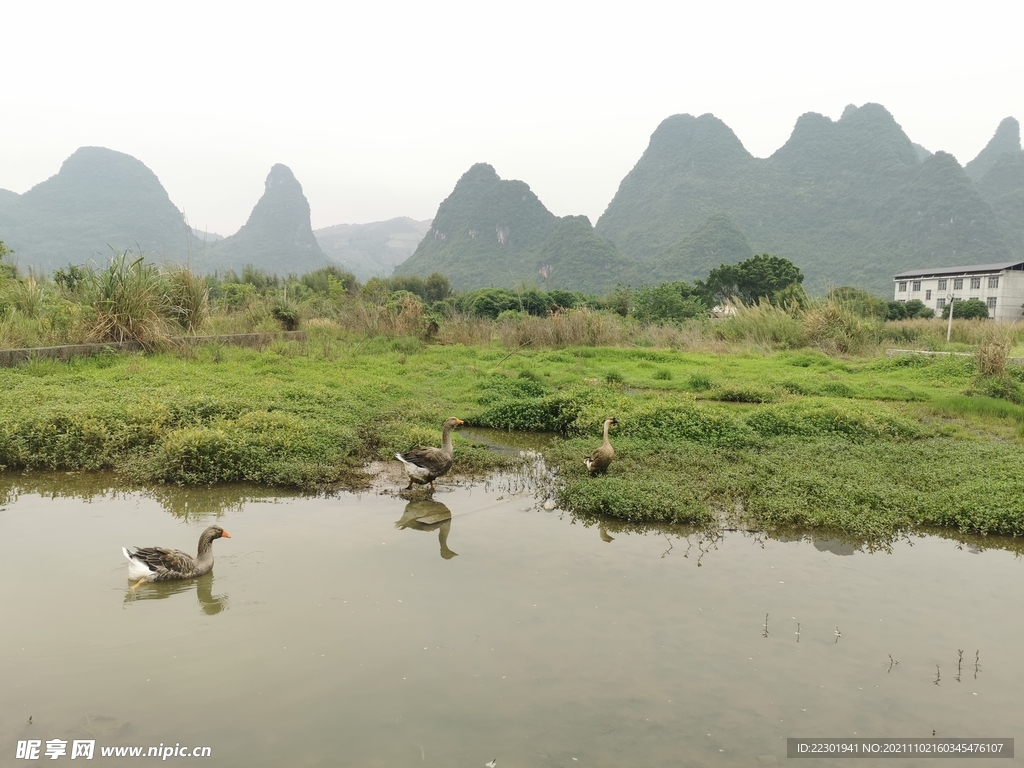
2, 334, 1023, 540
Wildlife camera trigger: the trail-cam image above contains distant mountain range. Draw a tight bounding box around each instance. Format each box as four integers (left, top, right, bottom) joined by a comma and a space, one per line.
0, 149, 420, 278
314, 217, 432, 281
3, 105, 1023, 295
391, 163, 635, 294
400, 105, 1024, 295
0, 147, 195, 274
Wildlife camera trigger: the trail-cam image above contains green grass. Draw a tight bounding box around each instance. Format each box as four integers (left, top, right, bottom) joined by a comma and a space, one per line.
2, 337, 1024, 540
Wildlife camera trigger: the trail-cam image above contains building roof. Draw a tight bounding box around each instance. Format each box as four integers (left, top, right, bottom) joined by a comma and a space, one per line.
893, 261, 1024, 280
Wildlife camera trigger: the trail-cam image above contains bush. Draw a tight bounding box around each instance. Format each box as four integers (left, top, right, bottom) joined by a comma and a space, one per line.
83, 252, 173, 344
633, 282, 708, 323
801, 301, 868, 355
903, 299, 935, 319
715, 303, 805, 350
745, 401, 922, 439
271, 298, 300, 331
976, 338, 1010, 377
559, 476, 716, 524
942, 298, 990, 320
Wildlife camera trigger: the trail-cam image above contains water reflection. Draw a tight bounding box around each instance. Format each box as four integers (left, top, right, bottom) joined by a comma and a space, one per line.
123, 573, 229, 615
395, 499, 458, 559
0, 471, 303, 520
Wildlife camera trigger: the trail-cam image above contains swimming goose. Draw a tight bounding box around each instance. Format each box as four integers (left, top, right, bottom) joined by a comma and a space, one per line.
122, 525, 230, 589
395, 417, 464, 490
584, 417, 618, 475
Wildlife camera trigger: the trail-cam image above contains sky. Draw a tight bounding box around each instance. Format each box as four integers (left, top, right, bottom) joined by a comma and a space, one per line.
3, 1, 1023, 237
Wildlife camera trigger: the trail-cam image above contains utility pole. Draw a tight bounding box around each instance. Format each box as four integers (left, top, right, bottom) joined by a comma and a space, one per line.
946, 296, 956, 342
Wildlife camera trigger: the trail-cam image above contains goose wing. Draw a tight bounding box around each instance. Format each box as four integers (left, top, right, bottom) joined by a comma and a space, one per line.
585, 445, 614, 472
126, 546, 196, 575
398, 446, 451, 475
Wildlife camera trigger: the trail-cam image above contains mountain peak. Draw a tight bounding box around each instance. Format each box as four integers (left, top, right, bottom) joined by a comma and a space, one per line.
771, 103, 918, 175
265, 163, 299, 189
393, 163, 558, 288
965, 117, 1022, 180
208, 164, 326, 274
0, 146, 188, 271
644, 113, 752, 171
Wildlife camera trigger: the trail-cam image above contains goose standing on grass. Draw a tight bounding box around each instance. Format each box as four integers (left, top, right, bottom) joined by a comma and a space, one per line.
395, 417, 464, 491
122, 526, 231, 590
585, 417, 618, 475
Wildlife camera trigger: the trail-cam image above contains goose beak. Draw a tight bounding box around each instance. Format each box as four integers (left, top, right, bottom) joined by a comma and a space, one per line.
221, 531, 232, 538
456, 418, 464, 425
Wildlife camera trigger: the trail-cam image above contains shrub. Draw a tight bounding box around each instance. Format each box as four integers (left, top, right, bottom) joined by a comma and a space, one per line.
559, 477, 716, 524
166, 265, 209, 333
271, 298, 301, 331
976, 337, 1010, 377
942, 298, 990, 320
903, 299, 935, 319
715, 303, 805, 350
801, 301, 868, 355
745, 401, 922, 440
687, 373, 713, 390
83, 252, 173, 344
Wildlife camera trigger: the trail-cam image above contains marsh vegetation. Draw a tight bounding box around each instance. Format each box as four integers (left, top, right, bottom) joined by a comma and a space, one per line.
3, 252, 1024, 541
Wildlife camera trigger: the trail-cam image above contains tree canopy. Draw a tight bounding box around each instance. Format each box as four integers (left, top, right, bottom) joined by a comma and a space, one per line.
698, 254, 804, 306
942, 298, 990, 320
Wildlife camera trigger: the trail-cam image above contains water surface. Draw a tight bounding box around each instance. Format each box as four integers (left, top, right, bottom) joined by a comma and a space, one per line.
1, 473, 1021, 767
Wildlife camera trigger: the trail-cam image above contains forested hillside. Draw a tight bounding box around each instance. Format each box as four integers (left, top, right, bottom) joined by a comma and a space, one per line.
205, 164, 329, 275
0, 147, 194, 272
595, 104, 1020, 294
3, 106, 1022, 295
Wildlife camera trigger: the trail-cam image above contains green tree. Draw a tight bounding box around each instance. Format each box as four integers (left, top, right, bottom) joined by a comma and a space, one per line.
903, 299, 935, 319
699, 254, 803, 306
885, 301, 908, 321
941, 298, 990, 320
634, 281, 708, 323
423, 273, 452, 303
300, 266, 358, 296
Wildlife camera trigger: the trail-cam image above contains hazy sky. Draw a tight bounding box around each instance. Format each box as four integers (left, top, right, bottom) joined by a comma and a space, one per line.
3, 1, 1022, 236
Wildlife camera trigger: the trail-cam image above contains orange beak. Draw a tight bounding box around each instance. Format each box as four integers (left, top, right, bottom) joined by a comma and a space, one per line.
455, 418, 464, 425
221, 531, 232, 538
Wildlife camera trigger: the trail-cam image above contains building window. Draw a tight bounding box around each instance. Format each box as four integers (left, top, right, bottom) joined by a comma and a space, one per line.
987, 297, 997, 310
971, 277, 981, 289
898, 281, 907, 292
989, 276, 1000, 288
898, 298, 906, 303
954, 278, 963, 290
937, 298, 946, 309
938, 279, 948, 290
912, 280, 921, 291
925, 290, 932, 300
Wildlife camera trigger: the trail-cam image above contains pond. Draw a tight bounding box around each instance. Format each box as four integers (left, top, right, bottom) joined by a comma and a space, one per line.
1, 470, 1021, 767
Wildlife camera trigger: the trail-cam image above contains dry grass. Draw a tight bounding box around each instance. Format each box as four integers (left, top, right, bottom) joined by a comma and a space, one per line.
977, 336, 1011, 377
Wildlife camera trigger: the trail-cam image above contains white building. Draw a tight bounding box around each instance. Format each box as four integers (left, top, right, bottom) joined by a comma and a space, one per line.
892, 261, 1024, 321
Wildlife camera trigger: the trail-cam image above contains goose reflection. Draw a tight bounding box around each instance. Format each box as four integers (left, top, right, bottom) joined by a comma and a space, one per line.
123, 573, 229, 615
395, 499, 458, 559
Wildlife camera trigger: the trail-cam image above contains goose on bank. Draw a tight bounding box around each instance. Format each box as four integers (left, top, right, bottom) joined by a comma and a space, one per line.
122, 525, 231, 589
395, 417, 464, 491
584, 417, 618, 475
